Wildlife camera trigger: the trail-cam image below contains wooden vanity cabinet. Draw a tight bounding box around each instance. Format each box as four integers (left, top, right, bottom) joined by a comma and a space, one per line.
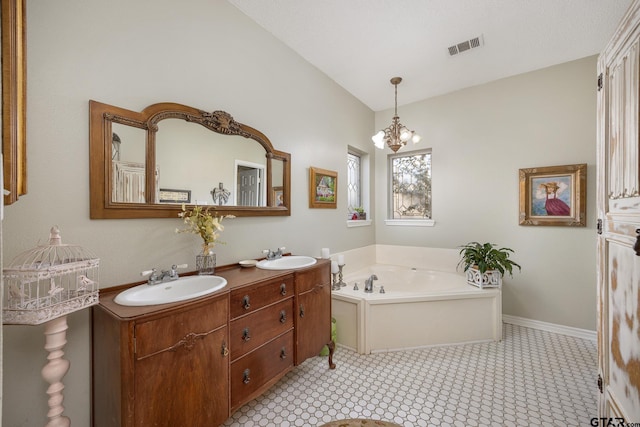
92, 293, 230, 427
91, 260, 334, 426
294, 262, 333, 365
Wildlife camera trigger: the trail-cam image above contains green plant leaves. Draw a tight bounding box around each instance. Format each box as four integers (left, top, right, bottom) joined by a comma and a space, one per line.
457, 241, 521, 277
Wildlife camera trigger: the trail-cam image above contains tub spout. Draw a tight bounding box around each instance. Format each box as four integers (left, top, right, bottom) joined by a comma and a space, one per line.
364, 274, 378, 293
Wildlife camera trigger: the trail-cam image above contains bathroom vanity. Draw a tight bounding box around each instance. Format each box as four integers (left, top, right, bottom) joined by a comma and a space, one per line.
91, 259, 333, 427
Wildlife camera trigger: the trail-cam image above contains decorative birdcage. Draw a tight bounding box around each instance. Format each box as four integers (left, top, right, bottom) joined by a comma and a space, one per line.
3, 226, 100, 325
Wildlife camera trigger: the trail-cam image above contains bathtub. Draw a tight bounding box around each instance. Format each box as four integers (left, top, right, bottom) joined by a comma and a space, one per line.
330, 246, 502, 354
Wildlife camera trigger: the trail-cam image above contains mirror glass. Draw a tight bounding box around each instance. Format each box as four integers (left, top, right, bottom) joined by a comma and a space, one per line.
90, 101, 291, 219
155, 119, 268, 207
111, 123, 147, 203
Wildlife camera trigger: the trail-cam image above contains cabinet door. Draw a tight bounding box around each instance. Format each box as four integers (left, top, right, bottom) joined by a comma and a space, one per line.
296, 282, 331, 364
597, 1, 640, 422
133, 298, 230, 426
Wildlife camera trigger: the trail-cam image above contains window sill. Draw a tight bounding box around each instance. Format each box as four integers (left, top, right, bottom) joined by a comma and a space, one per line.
347, 219, 372, 228
384, 219, 435, 227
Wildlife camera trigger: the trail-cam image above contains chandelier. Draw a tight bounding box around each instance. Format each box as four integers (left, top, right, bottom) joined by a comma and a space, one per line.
372, 77, 421, 152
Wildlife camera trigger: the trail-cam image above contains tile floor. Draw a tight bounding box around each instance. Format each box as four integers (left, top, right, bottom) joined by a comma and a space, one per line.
223, 323, 597, 427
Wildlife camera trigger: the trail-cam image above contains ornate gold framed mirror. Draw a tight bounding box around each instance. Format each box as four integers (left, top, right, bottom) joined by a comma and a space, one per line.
89, 100, 291, 219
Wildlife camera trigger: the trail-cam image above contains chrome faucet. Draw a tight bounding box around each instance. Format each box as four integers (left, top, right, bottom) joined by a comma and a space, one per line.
364, 274, 378, 293
142, 264, 187, 285
263, 247, 286, 260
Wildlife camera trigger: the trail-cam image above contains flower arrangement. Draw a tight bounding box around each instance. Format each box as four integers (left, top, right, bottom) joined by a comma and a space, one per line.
176, 204, 233, 254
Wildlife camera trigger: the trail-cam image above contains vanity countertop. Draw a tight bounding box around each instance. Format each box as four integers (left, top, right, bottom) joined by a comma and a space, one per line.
97, 258, 329, 319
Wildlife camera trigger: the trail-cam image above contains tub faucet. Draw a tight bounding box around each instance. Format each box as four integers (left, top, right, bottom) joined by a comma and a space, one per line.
364, 274, 378, 293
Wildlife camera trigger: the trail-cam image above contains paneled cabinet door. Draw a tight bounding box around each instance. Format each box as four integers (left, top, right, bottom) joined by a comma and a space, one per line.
294, 262, 333, 366
133, 325, 229, 426
597, 0, 640, 422
296, 281, 331, 364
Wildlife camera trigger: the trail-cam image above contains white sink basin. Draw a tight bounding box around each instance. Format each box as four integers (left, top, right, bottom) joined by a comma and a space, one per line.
114, 275, 228, 306
256, 255, 317, 270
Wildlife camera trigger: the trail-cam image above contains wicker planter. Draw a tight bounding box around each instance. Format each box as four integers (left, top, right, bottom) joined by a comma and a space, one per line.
466, 266, 502, 289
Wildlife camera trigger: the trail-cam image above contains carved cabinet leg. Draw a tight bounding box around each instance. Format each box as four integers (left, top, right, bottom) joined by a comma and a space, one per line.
327, 340, 336, 369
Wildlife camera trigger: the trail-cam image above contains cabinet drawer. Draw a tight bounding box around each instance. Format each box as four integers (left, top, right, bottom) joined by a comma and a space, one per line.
295, 262, 330, 294
230, 330, 294, 410
135, 295, 228, 359
229, 298, 293, 360
230, 275, 293, 319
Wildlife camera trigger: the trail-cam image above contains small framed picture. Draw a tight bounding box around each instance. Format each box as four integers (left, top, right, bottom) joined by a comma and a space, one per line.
272, 186, 284, 207
159, 188, 191, 204
309, 167, 337, 209
518, 163, 586, 226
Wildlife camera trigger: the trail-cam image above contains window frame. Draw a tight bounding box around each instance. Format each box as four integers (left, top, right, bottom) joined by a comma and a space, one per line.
347, 146, 371, 227
386, 148, 434, 227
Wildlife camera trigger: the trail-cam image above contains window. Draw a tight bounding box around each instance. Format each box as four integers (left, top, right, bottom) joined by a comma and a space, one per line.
388, 149, 432, 220
347, 151, 361, 213
347, 147, 370, 226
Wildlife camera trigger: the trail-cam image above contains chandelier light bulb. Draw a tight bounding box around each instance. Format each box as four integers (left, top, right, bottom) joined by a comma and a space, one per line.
372, 131, 385, 149
400, 127, 412, 141
412, 134, 422, 144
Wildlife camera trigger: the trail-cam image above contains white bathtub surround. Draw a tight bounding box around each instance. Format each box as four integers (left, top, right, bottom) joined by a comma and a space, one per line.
333, 245, 461, 275
330, 245, 501, 354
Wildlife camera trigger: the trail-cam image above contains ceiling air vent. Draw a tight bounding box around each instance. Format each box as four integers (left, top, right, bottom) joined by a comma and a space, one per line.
448, 35, 483, 56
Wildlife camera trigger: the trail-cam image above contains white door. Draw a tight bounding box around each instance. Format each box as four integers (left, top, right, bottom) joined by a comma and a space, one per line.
237, 166, 260, 206
597, 0, 640, 422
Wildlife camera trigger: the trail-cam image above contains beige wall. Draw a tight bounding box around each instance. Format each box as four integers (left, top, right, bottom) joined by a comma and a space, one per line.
2, 0, 375, 425
2, 0, 599, 424
374, 55, 598, 331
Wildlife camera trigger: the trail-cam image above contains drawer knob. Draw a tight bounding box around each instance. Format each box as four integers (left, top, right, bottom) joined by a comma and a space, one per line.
299, 304, 305, 318
242, 328, 251, 342
280, 283, 287, 295
280, 347, 287, 359
242, 295, 251, 310
280, 310, 287, 323
221, 342, 229, 357
243, 369, 251, 384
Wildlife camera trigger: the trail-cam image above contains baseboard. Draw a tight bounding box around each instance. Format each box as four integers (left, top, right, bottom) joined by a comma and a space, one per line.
502, 314, 596, 341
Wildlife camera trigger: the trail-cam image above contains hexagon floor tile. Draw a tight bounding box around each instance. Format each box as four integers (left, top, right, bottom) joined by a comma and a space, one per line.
224, 324, 596, 427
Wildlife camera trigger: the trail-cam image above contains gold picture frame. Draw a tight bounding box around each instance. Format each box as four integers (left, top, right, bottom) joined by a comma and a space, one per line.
2, 0, 27, 205
309, 167, 337, 209
519, 163, 586, 227
272, 186, 284, 207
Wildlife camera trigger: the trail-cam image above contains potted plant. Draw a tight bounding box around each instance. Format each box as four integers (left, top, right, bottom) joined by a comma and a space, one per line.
351, 207, 366, 220
457, 242, 521, 289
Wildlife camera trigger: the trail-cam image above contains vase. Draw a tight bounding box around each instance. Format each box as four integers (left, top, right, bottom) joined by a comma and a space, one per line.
196, 252, 216, 275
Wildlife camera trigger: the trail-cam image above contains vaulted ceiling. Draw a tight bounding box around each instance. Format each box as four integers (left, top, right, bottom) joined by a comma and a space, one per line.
228, 0, 632, 111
